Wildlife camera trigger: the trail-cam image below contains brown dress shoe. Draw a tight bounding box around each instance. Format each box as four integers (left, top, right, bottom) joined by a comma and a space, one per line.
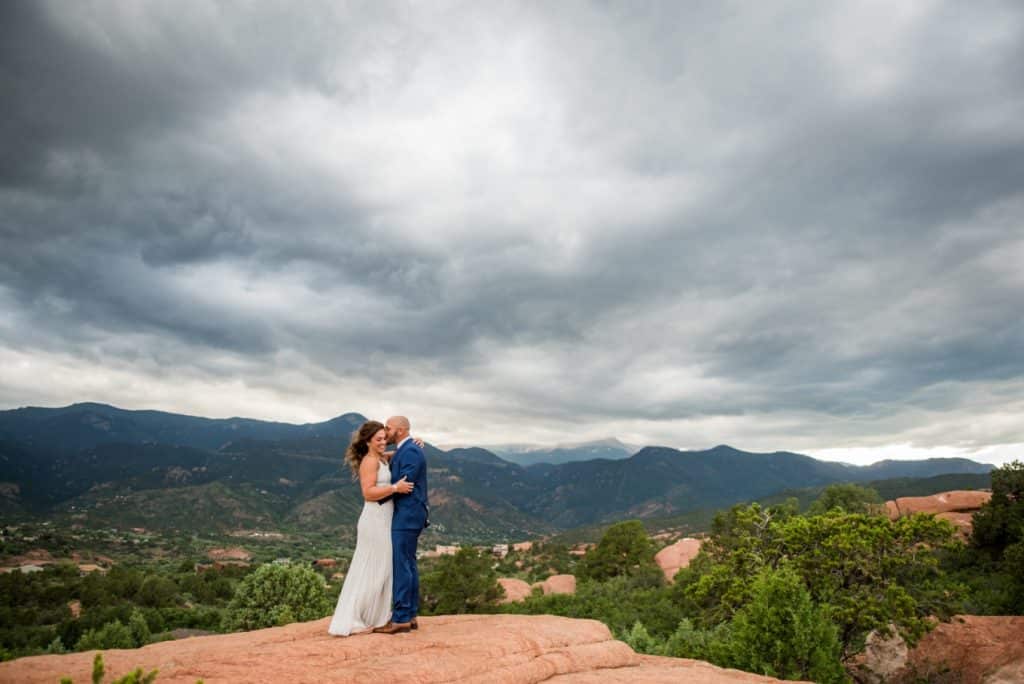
411, 618, 418, 630
372, 621, 411, 634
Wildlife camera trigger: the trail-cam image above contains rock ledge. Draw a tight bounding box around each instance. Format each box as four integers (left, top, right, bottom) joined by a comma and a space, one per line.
0, 614, 794, 683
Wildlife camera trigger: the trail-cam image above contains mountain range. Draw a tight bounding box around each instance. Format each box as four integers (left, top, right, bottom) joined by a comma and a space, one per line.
488, 438, 638, 466
0, 403, 994, 542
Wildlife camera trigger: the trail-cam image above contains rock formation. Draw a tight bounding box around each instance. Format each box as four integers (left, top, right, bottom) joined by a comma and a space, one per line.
654, 537, 703, 582
532, 574, 576, 595
885, 490, 991, 537
853, 628, 909, 683
854, 616, 1024, 684
896, 615, 1024, 684
0, 614, 798, 683
206, 547, 252, 561
497, 577, 533, 603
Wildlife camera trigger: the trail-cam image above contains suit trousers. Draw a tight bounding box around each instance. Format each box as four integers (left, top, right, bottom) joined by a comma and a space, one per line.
391, 528, 421, 624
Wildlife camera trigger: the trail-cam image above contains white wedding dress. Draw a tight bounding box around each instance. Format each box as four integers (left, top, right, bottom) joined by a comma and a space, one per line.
328, 458, 393, 636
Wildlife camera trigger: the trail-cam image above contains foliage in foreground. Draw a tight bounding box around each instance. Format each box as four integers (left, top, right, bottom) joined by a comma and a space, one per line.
968, 460, 1024, 613
224, 563, 331, 630
420, 546, 503, 614
504, 482, 970, 682
59, 652, 205, 684
684, 502, 962, 660
625, 565, 847, 683
59, 652, 158, 684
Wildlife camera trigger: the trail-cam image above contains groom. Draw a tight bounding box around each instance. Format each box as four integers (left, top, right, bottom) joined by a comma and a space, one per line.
374, 415, 429, 634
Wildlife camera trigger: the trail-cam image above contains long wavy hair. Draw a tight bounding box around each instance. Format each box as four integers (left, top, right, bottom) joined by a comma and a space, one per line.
345, 420, 385, 477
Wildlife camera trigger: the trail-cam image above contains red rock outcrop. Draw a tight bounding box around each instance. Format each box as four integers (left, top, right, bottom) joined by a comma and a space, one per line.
886, 491, 991, 518
550, 655, 808, 682
0, 614, 797, 683
885, 490, 991, 537
655, 537, 703, 582
497, 577, 533, 603
852, 628, 909, 683
532, 574, 576, 595
894, 615, 1024, 684
206, 547, 252, 561
935, 511, 978, 537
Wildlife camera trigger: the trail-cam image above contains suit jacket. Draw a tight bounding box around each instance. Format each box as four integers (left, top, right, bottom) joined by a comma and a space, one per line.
384, 438, 429, 531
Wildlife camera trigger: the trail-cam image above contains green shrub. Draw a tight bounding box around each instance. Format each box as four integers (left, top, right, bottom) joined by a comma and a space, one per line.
225, 563, 330, 631
684, 504, 961, 658
128, 609, 151, 647
59, 652, 158, 684
713, 565, 847, 683
420, 547, 502, 614
134, 576, 178, 608
504, 574, 682, 640
578, 520, 662, 585
660, 618, 724, 661
76, 620, 134, 651
807, 483, 883, 516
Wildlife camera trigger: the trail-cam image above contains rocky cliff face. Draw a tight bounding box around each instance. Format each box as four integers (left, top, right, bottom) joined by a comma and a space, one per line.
655, 537, 704, 582
898, 616, 1024, 684
853, 615, 1024, 684
0, 614, 799, 683
885, 490, 991, 537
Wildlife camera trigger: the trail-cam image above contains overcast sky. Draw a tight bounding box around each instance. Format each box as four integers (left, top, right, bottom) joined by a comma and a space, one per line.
2, 1, 1023, 465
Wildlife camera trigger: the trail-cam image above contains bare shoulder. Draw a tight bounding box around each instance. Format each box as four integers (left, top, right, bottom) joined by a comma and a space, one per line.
360, 455, 379, 474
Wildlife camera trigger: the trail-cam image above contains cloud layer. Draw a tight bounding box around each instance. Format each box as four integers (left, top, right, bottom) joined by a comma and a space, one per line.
2, 1, 1023, 463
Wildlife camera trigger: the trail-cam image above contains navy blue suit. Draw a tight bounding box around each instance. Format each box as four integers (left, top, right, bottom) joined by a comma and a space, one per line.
384, 438, 429, 623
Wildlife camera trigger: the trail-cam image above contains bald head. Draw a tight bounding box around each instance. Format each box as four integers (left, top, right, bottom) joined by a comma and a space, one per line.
385, 416, 410, 444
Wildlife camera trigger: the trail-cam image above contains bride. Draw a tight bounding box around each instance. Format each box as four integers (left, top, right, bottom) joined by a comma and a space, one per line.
328, 420, 414, 636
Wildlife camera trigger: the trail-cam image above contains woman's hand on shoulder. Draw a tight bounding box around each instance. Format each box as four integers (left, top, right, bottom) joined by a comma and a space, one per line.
413, 436, 425, 448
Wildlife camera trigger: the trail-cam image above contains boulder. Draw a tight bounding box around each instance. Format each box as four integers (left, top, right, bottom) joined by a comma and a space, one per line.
533, 574, 576, 595
654, 538, 703, 583
852, 627, 909, 684
206, 547, 252, 562
936, 511, 977, 537
497, 577, 533, 603
894, 615, 1024, 684
0, 614, 798, 683
887, 491, 991, 519
885, 490, 991, 538
986, 659, 1024, 684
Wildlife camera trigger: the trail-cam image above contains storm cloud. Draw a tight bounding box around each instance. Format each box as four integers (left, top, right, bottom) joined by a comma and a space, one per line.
2, 1, 1023, 463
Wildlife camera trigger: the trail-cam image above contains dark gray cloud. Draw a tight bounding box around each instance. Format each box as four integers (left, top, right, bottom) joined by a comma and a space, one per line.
2, 0, 1023, 463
